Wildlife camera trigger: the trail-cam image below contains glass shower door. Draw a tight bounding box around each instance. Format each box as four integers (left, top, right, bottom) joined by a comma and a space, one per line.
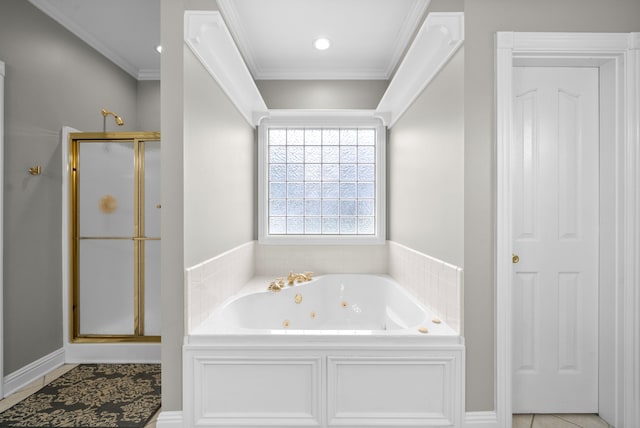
70, 133, 160, 342
142, 140, 161, 336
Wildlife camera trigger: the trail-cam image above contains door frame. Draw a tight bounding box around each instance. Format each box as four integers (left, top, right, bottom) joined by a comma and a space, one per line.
495, 32, 640, 427
0, 60, 5, 398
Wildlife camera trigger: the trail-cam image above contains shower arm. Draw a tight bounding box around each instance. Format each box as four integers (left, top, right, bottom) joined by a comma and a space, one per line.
101, 108, 124, 132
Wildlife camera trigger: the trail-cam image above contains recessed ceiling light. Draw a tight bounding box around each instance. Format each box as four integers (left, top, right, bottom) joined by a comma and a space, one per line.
313, 37, 331, 51
156, 45, 163, 54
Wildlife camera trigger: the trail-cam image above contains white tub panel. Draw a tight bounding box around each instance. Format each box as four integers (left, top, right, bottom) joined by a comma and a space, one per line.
192, 356, 321, 426
327, 356, 454, 427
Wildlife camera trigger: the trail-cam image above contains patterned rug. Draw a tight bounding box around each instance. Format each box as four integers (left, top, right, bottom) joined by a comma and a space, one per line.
0, 364, 161, 427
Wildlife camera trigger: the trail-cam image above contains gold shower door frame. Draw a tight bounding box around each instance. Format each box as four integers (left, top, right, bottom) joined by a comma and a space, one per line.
69, 132, 160, 343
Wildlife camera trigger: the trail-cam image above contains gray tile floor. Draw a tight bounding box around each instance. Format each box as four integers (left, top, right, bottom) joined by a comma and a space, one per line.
514, 413, 613, 428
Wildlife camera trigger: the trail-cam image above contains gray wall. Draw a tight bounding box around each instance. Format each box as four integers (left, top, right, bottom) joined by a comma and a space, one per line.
463, 0, 640, 412
388, 47, 463, 267
256, 80, 388, 110
0, 0, 160, 375
184, 46, 255, 267
137, 81, 161, 132
160, 0, 219, 411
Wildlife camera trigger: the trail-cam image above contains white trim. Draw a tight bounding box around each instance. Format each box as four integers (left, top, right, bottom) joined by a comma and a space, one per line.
137, 69, 161, 81
63, 343, 160, 364
257, 112, 386, 245
61, 126, 77, 354
0, 59, 5, 399
156, 410, 184, 428
376, 12, 464, 127
2, 348, 65, 398
494, 32, 513, 428
184, 11, 268, 127
464, 411, 498, 428
495, 32, 639, 428
623, 32, 640, 428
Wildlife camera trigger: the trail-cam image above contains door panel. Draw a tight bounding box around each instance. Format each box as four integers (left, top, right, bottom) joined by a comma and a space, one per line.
143, 140, 161, 238
79, 239, 135, 335
143, 240, 161, 336
78, 142, 135, 237
512, 67, 599, 413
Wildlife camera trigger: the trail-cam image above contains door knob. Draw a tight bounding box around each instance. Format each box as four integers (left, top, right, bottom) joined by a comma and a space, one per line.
512, 254, 520, 264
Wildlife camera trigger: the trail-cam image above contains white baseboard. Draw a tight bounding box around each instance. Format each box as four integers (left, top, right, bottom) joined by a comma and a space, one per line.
63, 342, 161, 363
465, 411, 499, 428
156, 410, 183, 428
3, 348, 65, 398
158, 410, 491, 428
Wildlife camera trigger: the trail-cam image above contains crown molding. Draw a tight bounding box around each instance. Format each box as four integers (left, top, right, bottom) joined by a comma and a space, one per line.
249, 69, 390, 81
184, 11, 268, 127
376, 12, 464, 127
216, 0, 260, 79
383, 0, 431, 78
138, 69, 161, 81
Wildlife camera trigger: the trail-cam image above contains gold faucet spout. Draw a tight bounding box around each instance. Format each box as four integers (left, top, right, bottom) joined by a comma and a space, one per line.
287, 271, 314, 286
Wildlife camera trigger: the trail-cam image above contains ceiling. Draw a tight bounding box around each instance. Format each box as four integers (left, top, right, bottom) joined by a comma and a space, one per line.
28, 0, 430, 82
217, 0, 430, 80
28, 0, 161, 80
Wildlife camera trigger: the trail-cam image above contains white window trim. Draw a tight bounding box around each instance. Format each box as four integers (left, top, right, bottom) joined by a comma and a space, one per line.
258, 110, 386, 245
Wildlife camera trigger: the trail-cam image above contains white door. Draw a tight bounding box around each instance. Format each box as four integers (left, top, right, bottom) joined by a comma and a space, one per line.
511, 66, 599, 413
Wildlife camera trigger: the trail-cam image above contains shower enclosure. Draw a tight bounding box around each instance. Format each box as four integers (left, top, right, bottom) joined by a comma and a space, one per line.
69, 132, 160, 342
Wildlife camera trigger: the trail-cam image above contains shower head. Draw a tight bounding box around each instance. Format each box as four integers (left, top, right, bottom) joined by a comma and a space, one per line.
101, 108, 125, 130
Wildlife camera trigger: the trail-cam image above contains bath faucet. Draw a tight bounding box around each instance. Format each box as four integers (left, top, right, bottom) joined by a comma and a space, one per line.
267, 278, 285, 292
287, 271, 313, 285
267, 272, 313, 292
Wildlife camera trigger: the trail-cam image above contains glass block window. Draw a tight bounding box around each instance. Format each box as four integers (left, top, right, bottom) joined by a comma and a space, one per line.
259, 118, 385, 243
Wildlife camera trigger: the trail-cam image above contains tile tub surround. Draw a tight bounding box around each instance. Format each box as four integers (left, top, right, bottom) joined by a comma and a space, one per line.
186, 240, 462, 335
186, 241, 256, 332
255, 243, 389, 275
388, 241, 463, 334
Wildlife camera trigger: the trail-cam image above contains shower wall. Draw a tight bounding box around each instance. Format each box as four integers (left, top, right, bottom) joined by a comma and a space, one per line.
0, 0, 159, 374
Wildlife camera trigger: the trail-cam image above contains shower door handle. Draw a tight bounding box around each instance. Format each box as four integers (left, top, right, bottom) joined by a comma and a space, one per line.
132, 237, 160, 241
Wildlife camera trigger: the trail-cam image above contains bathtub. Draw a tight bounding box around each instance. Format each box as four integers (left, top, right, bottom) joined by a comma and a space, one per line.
184, 274, 464, 428
193, 274, 457, 335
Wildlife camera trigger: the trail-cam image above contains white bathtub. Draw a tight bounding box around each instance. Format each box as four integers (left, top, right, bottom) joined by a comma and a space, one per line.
184, 274, 464, 428
193, 274, 457, 335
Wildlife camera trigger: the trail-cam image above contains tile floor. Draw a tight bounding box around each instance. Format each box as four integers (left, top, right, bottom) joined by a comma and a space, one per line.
514, 413, 613, 428
0, 364, 160, 428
